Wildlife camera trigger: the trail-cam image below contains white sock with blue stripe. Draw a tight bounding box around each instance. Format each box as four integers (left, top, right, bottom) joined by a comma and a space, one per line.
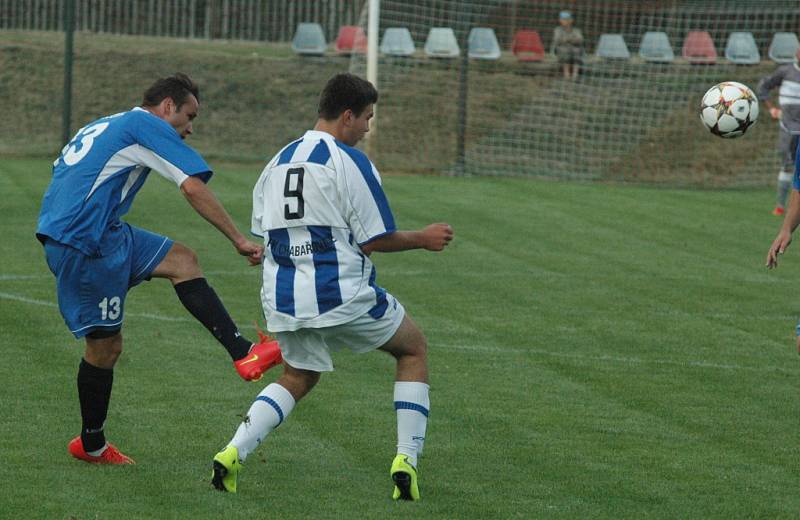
229, 383, 295, 462
394, 381, 430, 468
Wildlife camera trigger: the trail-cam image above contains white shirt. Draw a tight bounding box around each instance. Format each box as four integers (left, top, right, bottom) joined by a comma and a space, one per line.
252, 130, 396, 331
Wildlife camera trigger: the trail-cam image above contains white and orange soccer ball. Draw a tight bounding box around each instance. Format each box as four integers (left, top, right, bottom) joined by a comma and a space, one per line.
700, 81, 759, 138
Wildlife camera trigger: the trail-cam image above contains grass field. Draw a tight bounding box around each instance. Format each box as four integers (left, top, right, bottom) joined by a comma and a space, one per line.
1, 157, 799, 519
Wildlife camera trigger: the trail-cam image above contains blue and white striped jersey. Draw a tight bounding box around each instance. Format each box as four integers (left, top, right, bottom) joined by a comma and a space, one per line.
757, 62, 800, 134
252, 130, 396, 331
37, 108, 211, 256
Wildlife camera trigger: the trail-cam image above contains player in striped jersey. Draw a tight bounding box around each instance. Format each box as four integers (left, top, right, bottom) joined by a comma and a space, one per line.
36, 74, 281, 465
757, 47, 800, 216
211, 73, 454, 500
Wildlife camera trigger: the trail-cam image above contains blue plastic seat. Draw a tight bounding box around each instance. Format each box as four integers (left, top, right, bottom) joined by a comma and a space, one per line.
595, 34, 630, 59
380, 27, 415, 56
725, 32, 760, 64
468, 27, 501, 60
639, 31, 674, 62
769, 32, 800, 63
291, 23, 327, 56
424, 27, 460, 58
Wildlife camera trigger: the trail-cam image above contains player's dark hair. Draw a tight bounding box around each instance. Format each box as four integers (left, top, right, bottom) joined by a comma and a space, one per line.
141, 73, 199, 110
318, 73, 378, 120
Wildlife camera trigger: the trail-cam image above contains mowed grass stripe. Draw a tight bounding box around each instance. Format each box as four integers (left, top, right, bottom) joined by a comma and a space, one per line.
381, 177, 790, 367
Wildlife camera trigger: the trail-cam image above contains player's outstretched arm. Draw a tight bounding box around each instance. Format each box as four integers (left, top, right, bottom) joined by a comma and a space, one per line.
180, 177, 264, 265
361, 223, 454, 255
767, 190, 800, 269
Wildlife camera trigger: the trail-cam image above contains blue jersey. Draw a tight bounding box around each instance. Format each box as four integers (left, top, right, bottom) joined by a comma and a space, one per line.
37, 108, 212, 256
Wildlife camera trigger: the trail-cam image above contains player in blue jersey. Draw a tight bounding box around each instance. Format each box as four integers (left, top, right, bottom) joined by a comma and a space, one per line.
211, 73, 454, 500
766, 84, 800, 354
36, 73, 282, 465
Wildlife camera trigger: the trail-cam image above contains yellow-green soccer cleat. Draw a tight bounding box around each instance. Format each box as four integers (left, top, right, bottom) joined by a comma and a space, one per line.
211, 445, 241, 493
390, 454, 420, 501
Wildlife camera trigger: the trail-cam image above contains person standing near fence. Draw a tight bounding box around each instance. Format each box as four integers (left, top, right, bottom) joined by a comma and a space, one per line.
36, 73, 282, 465
552, 10, 584, 80
757, 48, 800, 216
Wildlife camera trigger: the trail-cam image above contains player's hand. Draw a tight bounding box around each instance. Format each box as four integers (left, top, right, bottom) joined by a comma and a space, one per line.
766, 230, 792, 269
421, 223, 454, 251
235, 238, 264, 266
769, 107, 782, 120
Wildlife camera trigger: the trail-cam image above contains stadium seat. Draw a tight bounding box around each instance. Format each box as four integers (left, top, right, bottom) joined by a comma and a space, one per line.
380, 27, 415, 56
512, 30, 545, 62
424, 27, 460, 58
725, 32, 760, 64
639, 31, 674, 62
682, 31, 717, 64
595, 33, 630, 60
291, 23, 327, 56
468, 27, 501, 60
769, 32, 800, 63
335, 25, 367, 54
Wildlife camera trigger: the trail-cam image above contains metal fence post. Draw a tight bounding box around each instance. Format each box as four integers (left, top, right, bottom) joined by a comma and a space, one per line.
62, 0, 75, 147
455, 10, 471, 176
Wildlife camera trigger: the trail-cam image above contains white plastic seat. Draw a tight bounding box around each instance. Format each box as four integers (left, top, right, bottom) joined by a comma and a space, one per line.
291, 23, 327, 55
595, 33, 630, 59
725, 32, 760, 64
769, 32, 800, 63
380, 27, 415, 56
639, 31, 674, 62
424, 27, 460, 58
468, 27, 501, 60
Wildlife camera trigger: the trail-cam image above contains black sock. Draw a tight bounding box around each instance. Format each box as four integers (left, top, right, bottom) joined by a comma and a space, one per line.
77, 359, 114, 453
174, 277, 252, 361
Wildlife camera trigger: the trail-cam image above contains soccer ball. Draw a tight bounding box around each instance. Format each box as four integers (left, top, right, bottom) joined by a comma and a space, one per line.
700, 81, 759, 138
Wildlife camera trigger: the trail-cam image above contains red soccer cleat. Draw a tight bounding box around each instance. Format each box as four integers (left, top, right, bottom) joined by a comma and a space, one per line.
68, 436, 135, 465
773, 206, 785, 216
234, 329, 283, 381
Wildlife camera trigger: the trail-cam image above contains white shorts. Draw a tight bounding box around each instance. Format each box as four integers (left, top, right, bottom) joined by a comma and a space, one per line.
275, 294, 405, 372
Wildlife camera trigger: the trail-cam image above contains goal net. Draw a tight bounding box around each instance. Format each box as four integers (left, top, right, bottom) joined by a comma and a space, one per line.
351, 0, 800, 186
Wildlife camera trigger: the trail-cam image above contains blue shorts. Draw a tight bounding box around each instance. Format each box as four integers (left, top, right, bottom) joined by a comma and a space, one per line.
43, 224, 173, 338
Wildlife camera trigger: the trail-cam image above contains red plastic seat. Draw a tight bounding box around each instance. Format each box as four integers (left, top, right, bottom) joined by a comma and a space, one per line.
335, 25, 367, 54
512, 30, 545, 62
682, 31, 717, 63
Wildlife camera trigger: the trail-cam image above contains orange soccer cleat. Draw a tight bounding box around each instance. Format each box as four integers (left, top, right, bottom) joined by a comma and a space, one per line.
234, 328, 283, 381
68, 436, 135, 465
